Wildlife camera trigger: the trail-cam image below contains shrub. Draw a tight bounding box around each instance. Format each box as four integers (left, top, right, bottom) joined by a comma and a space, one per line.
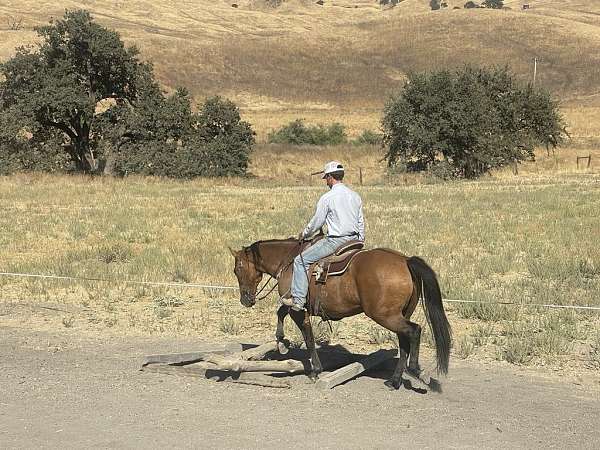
0, 128, 71, 174
113, 95, 255, 178
482, 0, 503, 8
267, 119, 347, 146
352, 129, 383, 146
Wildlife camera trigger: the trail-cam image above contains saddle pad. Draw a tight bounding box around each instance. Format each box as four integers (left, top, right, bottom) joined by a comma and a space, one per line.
313, 249, 366, 282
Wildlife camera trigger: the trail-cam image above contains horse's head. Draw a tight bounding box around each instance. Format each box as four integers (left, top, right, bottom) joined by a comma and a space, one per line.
229, 246, 263, 307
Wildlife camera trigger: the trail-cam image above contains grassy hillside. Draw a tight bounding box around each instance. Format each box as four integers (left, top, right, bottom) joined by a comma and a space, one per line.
1, 0, 600, 138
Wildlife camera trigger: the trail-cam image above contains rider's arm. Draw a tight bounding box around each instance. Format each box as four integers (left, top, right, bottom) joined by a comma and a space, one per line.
302, 196, 328, 238
357, 200, 365, 242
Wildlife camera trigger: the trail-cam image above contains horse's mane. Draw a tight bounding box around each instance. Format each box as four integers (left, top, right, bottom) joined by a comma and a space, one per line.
246, 238, 298, 263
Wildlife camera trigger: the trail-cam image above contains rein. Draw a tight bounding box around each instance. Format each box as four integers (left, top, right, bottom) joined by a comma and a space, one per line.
251, 240, 302, 301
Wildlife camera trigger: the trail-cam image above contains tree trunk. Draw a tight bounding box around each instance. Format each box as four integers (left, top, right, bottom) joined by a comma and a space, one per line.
73, 134, 97, 173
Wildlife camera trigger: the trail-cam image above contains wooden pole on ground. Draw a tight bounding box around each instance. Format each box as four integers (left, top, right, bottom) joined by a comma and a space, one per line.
202, 353, 305, 373
141, 363, 291, 388
236, 341, 279, 361
141, 343, 243, 367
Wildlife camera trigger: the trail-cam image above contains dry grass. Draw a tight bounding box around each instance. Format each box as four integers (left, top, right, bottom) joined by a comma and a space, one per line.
0, 163, 598, 372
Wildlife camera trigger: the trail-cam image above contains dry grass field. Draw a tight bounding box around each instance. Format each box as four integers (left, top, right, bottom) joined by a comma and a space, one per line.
1, 0, 599, 379
2, 0, 600, 138
0, 147, 598, 375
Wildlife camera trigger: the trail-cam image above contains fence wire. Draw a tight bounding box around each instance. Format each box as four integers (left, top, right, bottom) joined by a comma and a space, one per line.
0, 271, 599, 312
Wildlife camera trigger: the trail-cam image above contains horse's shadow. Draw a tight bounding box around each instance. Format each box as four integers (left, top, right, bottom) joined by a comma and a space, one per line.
240, 342, 440, 393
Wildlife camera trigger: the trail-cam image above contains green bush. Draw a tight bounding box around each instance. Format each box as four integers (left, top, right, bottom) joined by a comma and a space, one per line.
267, 119, 347, 146
483, 0, 503, 8
112, 95, 255, 178
0, 128, 72, 174
351, 129, 383, 146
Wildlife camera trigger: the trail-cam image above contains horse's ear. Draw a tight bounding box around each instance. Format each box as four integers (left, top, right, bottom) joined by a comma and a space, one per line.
228, 246, 237, 257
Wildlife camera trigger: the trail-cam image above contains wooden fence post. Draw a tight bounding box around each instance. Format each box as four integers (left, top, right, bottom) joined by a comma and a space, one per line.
576, 155, 591, 169
359, 167, 363, 185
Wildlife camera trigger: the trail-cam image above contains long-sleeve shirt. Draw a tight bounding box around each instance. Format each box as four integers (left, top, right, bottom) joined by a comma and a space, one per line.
302, 183, 365, 242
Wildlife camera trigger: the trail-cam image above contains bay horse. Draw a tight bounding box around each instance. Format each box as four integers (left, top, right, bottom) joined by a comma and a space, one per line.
229, 236, 451, 390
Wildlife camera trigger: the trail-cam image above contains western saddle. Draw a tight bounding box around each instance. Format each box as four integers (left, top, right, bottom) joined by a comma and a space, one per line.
312, 240, 365, 283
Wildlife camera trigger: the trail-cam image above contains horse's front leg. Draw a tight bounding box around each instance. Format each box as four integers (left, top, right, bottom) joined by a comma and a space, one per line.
290, 309, 323, 381
275, 305, 290, 354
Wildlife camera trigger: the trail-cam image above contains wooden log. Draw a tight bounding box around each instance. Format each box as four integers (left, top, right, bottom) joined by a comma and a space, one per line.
202, 353, 306, 373
225, 373, 291, 389
237, 341, 278, 361
141, 364, 291, 389
141, 362, 213, 377
315, 349, 396, 390
141, 342, 243, 367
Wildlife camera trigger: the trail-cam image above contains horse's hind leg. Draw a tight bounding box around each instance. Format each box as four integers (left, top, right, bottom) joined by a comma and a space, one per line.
275, 305, 290, 354
289, 309, 323, 381
383, 319, 421, 390
407, 323, 422, 375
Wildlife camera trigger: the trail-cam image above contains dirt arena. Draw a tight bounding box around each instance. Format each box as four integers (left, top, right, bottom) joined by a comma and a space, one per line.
2, 326, 599, 449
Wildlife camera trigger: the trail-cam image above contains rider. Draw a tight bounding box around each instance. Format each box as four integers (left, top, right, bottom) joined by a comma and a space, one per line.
282, 161, 365, 311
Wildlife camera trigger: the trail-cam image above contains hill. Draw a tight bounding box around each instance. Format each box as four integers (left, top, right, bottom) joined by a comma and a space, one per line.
1, 0, 600, 139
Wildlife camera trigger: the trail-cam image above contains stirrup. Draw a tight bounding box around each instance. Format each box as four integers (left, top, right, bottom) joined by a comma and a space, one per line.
280, 297, 306, 311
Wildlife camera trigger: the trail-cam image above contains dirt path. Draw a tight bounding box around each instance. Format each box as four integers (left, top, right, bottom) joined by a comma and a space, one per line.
1, 326, 599, 449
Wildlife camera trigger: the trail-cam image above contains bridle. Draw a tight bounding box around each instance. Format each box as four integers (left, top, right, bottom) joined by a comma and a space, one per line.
249, 239, 303, 302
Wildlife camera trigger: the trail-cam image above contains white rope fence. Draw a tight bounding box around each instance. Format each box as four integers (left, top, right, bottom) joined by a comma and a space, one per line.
0, 271, 238, 291
1, 271, 599, 312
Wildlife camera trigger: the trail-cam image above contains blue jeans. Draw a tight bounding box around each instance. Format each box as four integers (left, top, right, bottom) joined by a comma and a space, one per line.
290, 236, 355, 307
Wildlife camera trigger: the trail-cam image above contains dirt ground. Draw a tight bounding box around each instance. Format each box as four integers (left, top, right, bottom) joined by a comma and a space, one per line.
1, 325, 599, 449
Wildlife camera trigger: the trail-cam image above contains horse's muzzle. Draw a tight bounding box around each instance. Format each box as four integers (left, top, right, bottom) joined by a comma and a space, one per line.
240, 291, 256, 307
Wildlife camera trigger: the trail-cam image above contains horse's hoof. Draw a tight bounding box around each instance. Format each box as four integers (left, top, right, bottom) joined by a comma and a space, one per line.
277, 340, 289, 355
384, 379, 401, 391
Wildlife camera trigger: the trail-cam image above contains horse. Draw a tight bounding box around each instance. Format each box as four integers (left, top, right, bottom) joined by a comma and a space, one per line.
229, 236, 452, 390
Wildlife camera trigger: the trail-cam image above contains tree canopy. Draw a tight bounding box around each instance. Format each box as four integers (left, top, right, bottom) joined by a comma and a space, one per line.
0, 9, 149, 172
381, 66, 567, 179
0, 9, 255, 177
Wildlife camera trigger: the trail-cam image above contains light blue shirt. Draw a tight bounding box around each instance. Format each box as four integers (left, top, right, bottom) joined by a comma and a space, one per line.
302, 183, 365, 241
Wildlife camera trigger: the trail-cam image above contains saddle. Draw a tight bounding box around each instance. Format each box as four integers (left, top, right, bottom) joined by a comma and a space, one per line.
312, 240, 365, 284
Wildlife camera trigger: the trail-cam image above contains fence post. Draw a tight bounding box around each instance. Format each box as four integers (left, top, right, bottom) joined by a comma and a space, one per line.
588, 154, 592, 168
359, 167, 363, 186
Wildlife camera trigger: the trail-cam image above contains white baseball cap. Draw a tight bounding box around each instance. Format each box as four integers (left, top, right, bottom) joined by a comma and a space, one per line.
313, 161, 344, 178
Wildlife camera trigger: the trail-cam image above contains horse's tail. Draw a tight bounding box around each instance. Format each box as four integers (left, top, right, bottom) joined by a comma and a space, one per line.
407, 256, 452, 375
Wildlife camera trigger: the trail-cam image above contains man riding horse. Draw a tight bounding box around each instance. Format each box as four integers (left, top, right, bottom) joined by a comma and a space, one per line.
230, 161, 451, 389
281, 161, 365, 311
